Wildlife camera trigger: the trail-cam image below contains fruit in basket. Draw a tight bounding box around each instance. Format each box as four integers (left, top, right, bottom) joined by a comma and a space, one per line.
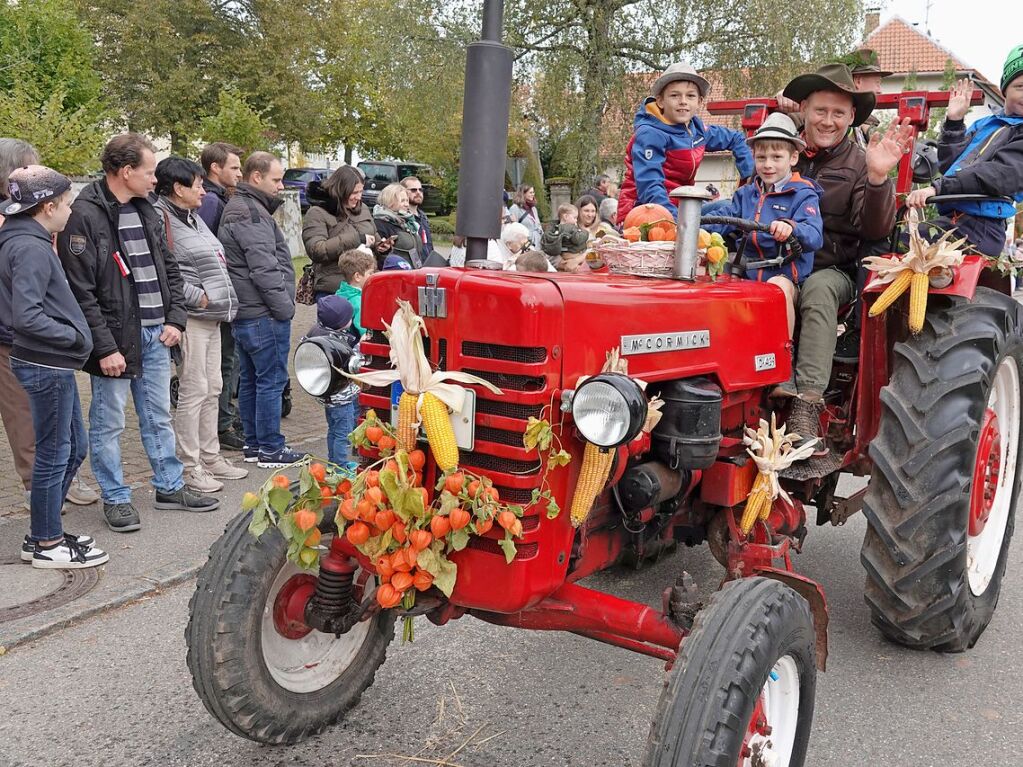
623, 226, 641, 242
623, 203, 673, 230
648, 223, 676, 241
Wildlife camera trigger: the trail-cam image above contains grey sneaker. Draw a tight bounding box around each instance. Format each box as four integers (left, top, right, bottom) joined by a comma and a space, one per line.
65, 475, 100, 506
154, 487, 220, 513
104, 502, 142, 533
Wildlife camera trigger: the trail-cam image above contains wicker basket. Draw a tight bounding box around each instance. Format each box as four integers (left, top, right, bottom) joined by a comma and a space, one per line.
596, 240, 679, 277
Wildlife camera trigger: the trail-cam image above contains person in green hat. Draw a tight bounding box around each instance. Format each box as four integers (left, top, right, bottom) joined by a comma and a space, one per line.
847, 48, 892, 149
905, 45, 1023, 256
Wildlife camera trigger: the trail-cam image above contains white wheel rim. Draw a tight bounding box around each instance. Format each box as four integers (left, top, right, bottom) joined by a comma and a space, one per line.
744, 655, 800, 767
260, 560, 374, 693
967, 357, 1020, 597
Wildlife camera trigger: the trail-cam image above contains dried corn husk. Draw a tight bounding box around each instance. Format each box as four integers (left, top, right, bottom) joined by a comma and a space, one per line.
739, 414, 818, 535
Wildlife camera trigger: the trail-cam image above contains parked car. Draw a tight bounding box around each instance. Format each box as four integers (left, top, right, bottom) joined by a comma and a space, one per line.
283, 167, 330, 212
356, 160, 450, 215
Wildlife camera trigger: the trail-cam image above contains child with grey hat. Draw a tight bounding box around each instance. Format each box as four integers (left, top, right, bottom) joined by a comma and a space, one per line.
0, 166, 109, 569
617, 62, 754, 225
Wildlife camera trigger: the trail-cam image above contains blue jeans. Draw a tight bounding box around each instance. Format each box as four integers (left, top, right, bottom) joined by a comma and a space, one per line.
325, 401, 356, 465
90, 324, 184, 504
232, 316, 291, 453
11, 359, 88, 541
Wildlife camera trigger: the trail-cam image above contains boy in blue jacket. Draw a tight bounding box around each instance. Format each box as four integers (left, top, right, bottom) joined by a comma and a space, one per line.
618, 62, 754, 224
906, 46, 1023, 254
704, 113, 824, 340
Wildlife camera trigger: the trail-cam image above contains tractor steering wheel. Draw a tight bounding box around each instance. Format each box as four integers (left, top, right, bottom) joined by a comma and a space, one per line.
699, 215, 803, 276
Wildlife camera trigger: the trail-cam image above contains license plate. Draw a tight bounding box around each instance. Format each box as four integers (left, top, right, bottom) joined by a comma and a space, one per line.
390, 382, 475, 451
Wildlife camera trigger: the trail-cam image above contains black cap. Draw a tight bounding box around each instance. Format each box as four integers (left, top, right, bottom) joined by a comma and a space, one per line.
0, 165, 72, 216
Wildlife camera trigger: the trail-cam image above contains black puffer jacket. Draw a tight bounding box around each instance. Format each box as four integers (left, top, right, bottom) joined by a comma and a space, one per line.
57, 179, 187, 378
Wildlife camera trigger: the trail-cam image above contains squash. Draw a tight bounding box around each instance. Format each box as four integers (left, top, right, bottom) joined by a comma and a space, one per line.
622, 203, 673, 230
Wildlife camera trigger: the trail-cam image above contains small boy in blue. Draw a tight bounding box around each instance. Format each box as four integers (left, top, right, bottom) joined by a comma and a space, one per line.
303, 295, 360, 469
704, 112, 824, 340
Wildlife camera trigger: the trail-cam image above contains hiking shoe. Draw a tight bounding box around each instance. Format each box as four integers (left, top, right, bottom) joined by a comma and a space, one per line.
104, 502, 142, 533
257, 446, 308, 469
154, 487, 220, 512
219, 428, 246, 451
33, 536, 109, 569
242, 444, 260, 463
65, 475, 100, 506
202, 455, 249, 480
185, 466, 224, 493
22, 532, 95, 562
784, 396, 829, 457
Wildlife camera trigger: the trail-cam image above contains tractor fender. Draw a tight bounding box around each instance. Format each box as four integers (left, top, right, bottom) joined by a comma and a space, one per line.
864, 255, 1007, 302
752, 566, 829, 671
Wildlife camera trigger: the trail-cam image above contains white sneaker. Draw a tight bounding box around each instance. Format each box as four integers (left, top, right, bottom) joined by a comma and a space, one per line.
22, 532, 96, 562
185, 466, 224, 493
65, 475, 100, 505
202, 455, 249, 480
32, 536, 109, 569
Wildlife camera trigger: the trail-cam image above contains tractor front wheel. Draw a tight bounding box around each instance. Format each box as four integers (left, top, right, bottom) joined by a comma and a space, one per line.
862, 287, 1023, 651
643, 577, 816, 767
185, 512, 395, 744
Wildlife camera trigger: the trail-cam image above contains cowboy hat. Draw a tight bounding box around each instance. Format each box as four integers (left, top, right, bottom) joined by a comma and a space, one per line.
782, 63, 877, 127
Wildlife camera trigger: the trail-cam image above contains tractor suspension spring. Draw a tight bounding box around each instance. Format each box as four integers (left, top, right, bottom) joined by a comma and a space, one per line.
304, 554, 360, 634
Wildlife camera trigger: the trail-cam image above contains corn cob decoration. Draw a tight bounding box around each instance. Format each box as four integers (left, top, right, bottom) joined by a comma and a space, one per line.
345, 300, 501, 470
739, 415, 819, 536
570, 442, 615, 526
863, 208, 966, 334
397, 391, 419, 451
569, 349, 663, 528
420, 392, 458, 470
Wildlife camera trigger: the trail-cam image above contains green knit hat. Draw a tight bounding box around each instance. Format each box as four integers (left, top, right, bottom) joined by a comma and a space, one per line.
1002, 44, 1023, 93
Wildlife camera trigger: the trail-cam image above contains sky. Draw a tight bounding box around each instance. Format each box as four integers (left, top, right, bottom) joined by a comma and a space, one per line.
879, 0, 1017, 84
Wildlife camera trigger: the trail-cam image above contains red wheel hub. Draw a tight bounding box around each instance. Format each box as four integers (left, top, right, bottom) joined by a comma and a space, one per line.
272, 574, 317, 639
970, 408, 1001, 537
738, 693, 772, 765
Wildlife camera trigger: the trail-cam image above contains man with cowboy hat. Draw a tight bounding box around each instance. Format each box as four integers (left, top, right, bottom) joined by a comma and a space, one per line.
772, 63, 914, 477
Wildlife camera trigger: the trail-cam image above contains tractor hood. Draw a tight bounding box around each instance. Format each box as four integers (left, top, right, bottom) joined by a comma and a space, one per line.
360, 269, 791, 393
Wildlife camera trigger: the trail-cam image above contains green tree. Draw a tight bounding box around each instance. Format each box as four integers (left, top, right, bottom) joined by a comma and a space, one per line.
0, 0, 108, 173
199, 89, 272, 153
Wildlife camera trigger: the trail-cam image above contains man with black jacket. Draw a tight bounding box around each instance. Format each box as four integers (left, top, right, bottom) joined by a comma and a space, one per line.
58, 133, 219, 533
220, 151, 305, 468
774, 65, 912, 475
195, 141, 245, 451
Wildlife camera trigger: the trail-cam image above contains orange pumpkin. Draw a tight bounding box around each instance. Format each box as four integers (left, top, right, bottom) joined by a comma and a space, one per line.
623, 203, 673, 230
623, 226, 642, 242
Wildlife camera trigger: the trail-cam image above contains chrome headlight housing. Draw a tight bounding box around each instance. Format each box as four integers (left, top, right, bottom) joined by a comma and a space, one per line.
294, 336, 358, 398
570, 373, 647, 448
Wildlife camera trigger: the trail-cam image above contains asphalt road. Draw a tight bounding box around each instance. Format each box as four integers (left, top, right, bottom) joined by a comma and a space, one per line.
2, 487, 1022, 767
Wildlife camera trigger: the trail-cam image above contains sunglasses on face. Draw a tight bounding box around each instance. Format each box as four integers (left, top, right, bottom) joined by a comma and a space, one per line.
406, 187, 423, 193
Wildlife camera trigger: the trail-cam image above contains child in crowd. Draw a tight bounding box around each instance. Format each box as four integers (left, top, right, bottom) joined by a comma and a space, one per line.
618, 62, 754, 224
303, 295, 359, 469
382, 253, 413, 271
905, 47, 1023, 255
514, 250, 554, 273
541, 204, 590, 269
0, 166, 108, 569
704, 113, 823, 342
334, 247, 376, 339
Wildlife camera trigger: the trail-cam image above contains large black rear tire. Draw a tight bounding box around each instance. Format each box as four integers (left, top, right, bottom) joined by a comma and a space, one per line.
644, 577, 817, 767
861, 287, 1023, 651
185, 512, 395, 744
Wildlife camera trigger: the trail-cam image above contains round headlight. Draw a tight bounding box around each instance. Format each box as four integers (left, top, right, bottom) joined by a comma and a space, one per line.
294, 336, 354, 398
571, 373, 647, 448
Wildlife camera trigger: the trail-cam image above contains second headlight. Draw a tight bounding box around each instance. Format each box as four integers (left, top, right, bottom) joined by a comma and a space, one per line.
571, 373, 647, 448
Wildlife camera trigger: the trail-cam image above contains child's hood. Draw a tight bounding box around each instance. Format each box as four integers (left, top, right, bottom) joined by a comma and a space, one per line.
633, 97, 704, 138
754, 172, 824, 202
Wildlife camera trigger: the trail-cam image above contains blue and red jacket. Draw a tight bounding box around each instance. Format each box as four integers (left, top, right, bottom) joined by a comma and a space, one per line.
618, 98, 754, 223
704, 173, 824, 284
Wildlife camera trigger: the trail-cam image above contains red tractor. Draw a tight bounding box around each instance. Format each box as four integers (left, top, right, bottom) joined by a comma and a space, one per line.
184, 61, 1022, 767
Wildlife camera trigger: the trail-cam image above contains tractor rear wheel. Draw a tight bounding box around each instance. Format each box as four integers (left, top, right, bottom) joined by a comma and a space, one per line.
185, 512, 395, 744
643, 577, 816, 767
862, 287, 1023, 651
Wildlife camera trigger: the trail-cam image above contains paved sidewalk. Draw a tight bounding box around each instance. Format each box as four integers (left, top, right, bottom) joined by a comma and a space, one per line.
0, 302, 331, 649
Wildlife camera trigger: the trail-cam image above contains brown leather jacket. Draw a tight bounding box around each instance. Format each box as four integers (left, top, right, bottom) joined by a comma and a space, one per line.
796, 135, 896, 273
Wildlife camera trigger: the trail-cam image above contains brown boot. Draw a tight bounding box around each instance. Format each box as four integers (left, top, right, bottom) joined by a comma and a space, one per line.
785, 394, 827, 456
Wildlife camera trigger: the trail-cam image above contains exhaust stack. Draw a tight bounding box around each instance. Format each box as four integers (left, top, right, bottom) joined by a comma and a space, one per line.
668, 186, 712, 281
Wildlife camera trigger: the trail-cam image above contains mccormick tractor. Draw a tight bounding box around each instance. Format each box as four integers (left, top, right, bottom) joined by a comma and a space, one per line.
184, 21, 1022, 767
